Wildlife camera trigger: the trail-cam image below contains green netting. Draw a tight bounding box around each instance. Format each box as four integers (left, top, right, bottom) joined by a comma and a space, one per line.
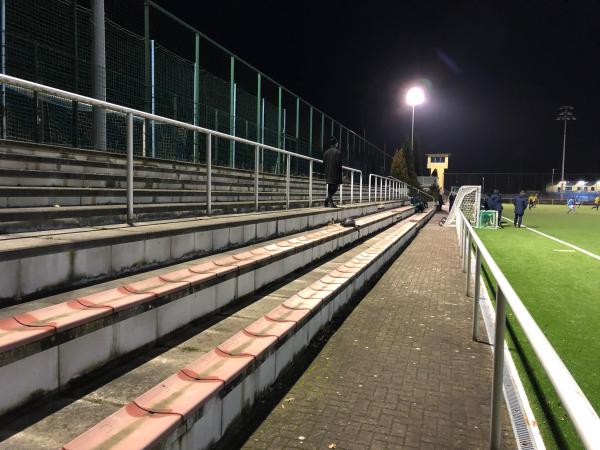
3, 0, 392, 176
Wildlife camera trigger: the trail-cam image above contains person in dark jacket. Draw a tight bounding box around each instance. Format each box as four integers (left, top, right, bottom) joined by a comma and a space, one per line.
513, 191, 528, 227
489, 189, 503, 227
323, 136, 342, 207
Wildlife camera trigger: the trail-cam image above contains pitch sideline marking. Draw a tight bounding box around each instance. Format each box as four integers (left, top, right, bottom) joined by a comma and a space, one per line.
502, 216, 600, 262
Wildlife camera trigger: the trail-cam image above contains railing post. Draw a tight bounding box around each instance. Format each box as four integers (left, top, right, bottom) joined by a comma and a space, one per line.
472, 247, 482, 341
126, 112, 134, 225
286, 153, 290, 209
308, 160, 313, 207
359, 172, 363, 203
462, 223, 468, 272
466, 233, 472, 295
374, 177, 377, 202
490, 287, 507, 450
458, 215, 464, 258
339, 182, 343, 206
350, 171, 354, 204
368, 175, 371, 203
254, 145, 259, 212
206, 133, 212, 215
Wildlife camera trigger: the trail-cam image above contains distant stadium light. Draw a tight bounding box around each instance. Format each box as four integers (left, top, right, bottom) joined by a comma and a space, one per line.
578, 180, 586, 185
406, 87, 425, 106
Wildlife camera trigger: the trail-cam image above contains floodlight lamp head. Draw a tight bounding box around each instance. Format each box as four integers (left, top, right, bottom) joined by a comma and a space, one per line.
406, 87, 425, 106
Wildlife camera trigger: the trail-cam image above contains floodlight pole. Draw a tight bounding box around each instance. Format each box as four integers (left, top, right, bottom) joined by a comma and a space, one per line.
556, 105, 575, 199
561, 118, 567, 184
411, 105, 415, 152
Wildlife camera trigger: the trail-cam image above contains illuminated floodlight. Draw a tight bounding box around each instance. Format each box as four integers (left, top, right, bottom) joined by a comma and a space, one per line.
406, 87, 425, 106
577, 180, 586, 185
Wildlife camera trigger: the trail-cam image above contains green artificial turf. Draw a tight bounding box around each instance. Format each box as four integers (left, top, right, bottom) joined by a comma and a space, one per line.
476, 204, 600, 449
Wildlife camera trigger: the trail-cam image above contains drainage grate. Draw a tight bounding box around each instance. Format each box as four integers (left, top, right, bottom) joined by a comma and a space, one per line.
478, 281, 545, 450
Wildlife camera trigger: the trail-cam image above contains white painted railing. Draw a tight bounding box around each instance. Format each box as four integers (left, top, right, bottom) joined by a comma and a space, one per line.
368, 174, 407, 202
456, 210, 600, 450
0, 74, 363, 222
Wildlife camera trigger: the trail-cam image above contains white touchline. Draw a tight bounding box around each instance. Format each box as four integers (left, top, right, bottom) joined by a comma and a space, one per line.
502, 216, 600, 262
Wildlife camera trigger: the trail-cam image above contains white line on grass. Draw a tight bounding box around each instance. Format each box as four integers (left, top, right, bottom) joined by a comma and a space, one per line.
502, 216, 600, 262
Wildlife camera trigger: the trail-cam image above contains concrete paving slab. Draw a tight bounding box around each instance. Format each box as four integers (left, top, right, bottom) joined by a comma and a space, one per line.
239, 214, 517, 450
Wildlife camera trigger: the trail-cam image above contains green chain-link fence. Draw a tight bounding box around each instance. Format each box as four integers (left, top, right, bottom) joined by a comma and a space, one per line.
2, 0, 392, 177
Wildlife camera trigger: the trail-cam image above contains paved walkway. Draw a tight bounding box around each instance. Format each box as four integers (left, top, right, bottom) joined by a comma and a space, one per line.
240, 214, 515, 449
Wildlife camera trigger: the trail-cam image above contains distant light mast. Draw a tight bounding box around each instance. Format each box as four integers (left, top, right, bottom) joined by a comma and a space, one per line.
556, 105, 575, 197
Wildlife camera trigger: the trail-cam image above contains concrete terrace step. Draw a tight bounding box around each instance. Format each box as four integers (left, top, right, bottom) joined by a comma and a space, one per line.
0, 186, 364, 208
0, 209, 433, 450
0, 201, 408, 302
0, 141, 384, 232
0, 142, 335, 188
0, 205, 416, 421
0, 194, 384, 234
0, 167, 335, 191
64, 210, 434, 450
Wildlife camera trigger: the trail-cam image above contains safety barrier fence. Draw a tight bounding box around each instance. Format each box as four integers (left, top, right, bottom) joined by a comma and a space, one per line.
456, 210, 600, 449
0, 73, 364, 222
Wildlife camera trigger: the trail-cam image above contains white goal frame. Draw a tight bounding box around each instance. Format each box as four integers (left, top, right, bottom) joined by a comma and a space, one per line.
445, 185, 481, 227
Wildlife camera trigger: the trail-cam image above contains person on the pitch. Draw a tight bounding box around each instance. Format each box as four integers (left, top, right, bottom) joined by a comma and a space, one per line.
513, 191, 528, 227
567, 197, 576, 214
323, 136, 342, 208
489, 189, 503, 227
528, 193, 535, 210
592, 195, 599, 211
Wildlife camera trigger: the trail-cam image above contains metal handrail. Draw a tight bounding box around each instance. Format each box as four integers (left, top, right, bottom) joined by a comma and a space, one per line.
0, 73, 364, 219
400, 179, 436, 203
456, 210, 600, 449
368, 174, 407, 202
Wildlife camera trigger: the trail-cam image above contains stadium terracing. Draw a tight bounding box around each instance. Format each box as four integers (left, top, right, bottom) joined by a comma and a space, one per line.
0, 2, 598, 449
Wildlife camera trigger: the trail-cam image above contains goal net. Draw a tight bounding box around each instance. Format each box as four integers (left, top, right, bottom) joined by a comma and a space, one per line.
445, 185, 481, 227
478, 210, 498, 228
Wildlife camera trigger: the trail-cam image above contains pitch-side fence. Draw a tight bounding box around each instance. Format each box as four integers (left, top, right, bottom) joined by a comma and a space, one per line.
0, 73, 365, 223
456, 210, 600, 450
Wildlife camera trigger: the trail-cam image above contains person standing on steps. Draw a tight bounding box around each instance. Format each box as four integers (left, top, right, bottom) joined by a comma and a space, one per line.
323, 136, 342, 208
513, 191, 528, 227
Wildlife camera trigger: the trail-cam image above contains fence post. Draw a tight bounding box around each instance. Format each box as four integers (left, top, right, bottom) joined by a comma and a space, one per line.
126, 113, 134, 225
458, 215, 464, 258
339, 183, 343, 206
350, 171, 354, 204
206, 134, 212, 215
462, 222, 468, 272
490, 287, 507, 450
254, 145, 259, 212
466, 233, 472, 295
472, 247, 482, 341
309, 160, 313, 207
286, 153, 290, 209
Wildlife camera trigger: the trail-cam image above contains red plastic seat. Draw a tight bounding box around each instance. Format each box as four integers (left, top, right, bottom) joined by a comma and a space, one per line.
15, 300, 112, 332
62, 402, 180, 450
0, 317, 54, 352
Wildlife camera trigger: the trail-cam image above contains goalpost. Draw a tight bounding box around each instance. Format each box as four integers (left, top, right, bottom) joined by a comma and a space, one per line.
445, 185, 481, 227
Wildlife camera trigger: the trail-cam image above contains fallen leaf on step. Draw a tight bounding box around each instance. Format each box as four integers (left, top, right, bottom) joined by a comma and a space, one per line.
328, 443, 337, 449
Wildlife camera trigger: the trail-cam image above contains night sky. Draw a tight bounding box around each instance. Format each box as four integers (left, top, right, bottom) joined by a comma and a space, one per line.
112, 0, 600, 175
